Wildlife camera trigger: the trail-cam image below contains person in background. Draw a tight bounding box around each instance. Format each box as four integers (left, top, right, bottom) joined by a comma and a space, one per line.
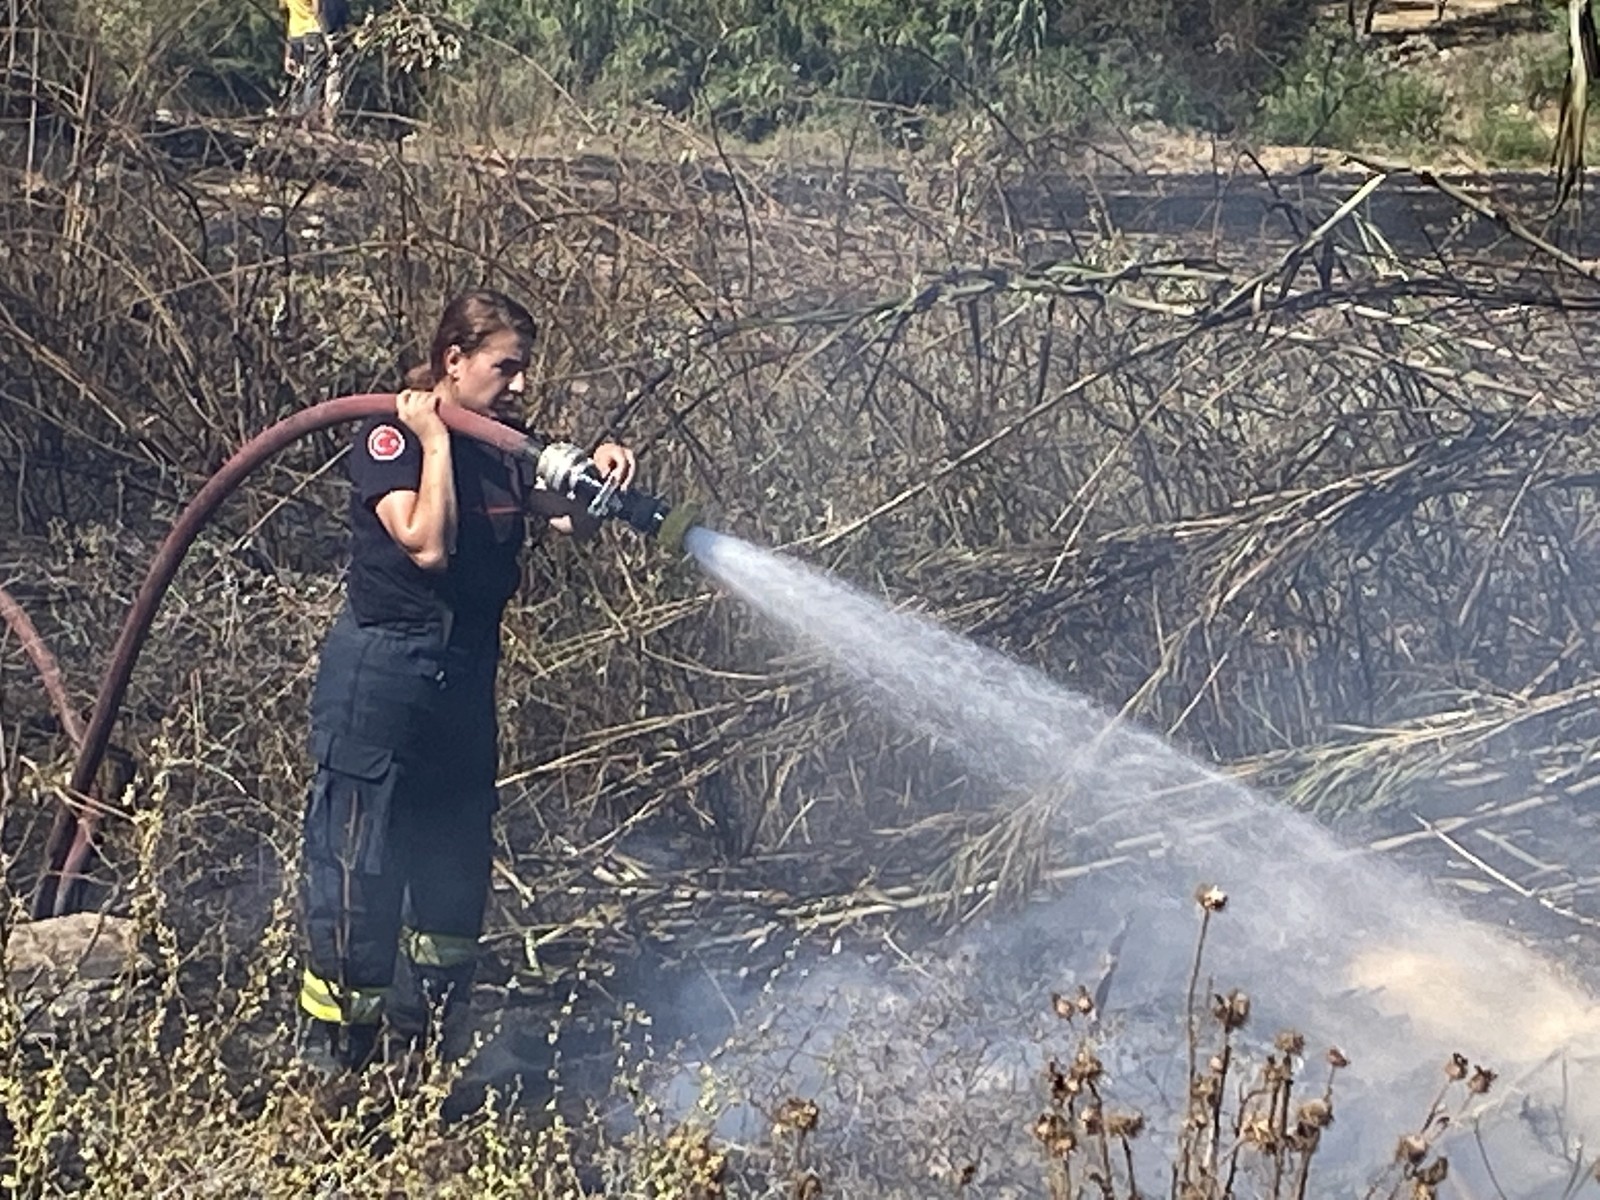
281, 0, 349, 130
297, 290, 636, 1072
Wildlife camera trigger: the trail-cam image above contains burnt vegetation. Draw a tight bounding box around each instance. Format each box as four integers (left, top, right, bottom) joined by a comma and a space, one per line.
2, 0, 1600, 1194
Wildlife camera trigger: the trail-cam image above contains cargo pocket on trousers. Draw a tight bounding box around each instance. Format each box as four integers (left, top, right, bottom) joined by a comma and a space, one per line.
305, 729, 398, 877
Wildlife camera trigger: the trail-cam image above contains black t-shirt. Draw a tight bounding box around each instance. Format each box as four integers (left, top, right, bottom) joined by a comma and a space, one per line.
346, 415, 527, 639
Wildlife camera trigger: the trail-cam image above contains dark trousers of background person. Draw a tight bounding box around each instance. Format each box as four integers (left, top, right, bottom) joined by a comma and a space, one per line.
299, 610, 500, 1062
285, 32, 342, 128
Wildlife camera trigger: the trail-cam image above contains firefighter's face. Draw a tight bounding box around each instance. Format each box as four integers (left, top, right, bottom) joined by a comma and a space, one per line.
445, 329, 530, 419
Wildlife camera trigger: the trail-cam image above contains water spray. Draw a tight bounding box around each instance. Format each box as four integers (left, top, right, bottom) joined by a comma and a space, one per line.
26, 394, 697, 918
682, 528, 1600, 1190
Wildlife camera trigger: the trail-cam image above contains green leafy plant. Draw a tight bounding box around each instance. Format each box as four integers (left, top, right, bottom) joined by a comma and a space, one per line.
1257, 30, 1447, 151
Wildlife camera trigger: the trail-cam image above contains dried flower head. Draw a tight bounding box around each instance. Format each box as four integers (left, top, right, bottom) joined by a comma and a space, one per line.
774, 1097, 820, 1134
1046, 1059, 1069, 1103
1073, 985, 1097, 1018
1104, 1111, 1145, 1140
1032, 1112, 1077, 1157
1080, 1107, 1104, 1136
1396, 1134, 1428, 1164
1275, 1030, 1306, 1057
1051, 992, 1075, 1021
1467, 1067, 1496, 1096
1212, 989, 1250, 1031
1445, 1053, 1468, 1081
795, 1171, 823, 1200
1326, 1047, 1350, 1069
1229, 990, 1251, 1028
1071, 1045, 1104, 1085
1242, 1115, 1280, 1152
1195, 884, 1228, 912
1416, 1156, 1449, 1185
1294, 1098, 1334, 1135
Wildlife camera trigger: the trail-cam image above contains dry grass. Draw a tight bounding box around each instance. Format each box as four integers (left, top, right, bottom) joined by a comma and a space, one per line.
6, 0, 1600, 1192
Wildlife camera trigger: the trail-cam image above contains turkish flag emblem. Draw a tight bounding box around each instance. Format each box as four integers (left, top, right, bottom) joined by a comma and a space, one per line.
367, 424, 405, 462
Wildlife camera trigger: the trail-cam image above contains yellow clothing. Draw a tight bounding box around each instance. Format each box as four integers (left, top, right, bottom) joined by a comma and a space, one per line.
284, 0, 320, 39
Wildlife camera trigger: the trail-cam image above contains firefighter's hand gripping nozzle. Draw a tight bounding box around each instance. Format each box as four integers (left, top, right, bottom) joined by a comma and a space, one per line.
534, 442, 699, 554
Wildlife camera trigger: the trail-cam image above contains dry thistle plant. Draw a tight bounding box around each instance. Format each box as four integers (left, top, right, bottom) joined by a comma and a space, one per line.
1018, 884, 1524, 1200
1360, 1052, 1502, 1200
1029, 882, 1333, 1200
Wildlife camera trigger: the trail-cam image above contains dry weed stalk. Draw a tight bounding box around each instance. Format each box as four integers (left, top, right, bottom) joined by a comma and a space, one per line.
1176, 887, 1345, 1199
1021, 886, 1517, 1200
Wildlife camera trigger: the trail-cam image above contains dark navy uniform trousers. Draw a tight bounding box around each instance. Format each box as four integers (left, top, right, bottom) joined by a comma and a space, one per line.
299, 609, 499, 1036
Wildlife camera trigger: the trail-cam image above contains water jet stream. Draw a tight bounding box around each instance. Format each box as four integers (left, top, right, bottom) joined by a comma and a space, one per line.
683, 526, 1600, 1193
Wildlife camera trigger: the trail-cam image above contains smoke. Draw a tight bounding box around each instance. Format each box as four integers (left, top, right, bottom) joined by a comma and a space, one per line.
676, 526, 1600, 1194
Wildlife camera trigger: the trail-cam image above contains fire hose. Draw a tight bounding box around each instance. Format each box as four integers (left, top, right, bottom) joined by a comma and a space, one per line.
0, 584, 86, 750
19, 394, 696, 918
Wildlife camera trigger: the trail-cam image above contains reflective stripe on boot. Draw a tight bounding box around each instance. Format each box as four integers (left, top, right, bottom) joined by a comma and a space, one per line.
298, 967, 386, 1025
389, 930, 478, 1049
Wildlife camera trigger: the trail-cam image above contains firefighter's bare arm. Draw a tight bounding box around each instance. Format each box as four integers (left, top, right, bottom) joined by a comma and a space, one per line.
375, 390, 458, 570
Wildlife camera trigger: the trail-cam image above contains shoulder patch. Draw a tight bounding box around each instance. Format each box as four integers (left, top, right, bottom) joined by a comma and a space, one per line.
367, 424, 406, 462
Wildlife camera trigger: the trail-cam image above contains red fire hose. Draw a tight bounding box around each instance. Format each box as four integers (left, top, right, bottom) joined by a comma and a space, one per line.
30, 395, 543, 918
0, 584, 86, 750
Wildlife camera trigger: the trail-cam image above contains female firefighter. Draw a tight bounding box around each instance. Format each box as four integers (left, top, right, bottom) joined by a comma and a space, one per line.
297, 289, 635, 1071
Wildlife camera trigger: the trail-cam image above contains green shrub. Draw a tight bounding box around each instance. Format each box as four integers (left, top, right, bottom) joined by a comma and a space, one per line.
1516, 39, 1570, 109
988, 45, 1117, 138
1514, 1, 1575, 107
1257, 31, 1448, 151
1470, 104, 1550, 165
72, 0, 1320, 141
161, 3, 283, 113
